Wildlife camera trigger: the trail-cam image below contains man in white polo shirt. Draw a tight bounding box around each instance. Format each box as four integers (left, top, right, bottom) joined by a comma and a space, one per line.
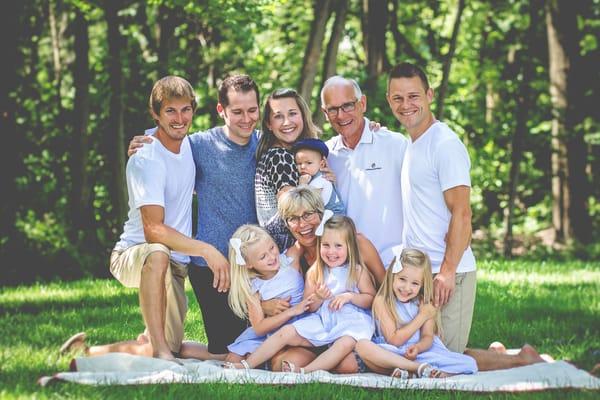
387, 62, 476, 353
321, 76, 408, 266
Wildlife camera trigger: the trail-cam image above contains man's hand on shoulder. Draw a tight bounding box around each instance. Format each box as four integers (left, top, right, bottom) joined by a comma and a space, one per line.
128, 135, 154, 157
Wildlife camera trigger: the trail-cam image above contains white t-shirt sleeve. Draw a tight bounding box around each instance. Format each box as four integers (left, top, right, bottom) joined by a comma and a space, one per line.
435, 138, 471, 192
127, 155, 167, 209
309, 175, 333, 204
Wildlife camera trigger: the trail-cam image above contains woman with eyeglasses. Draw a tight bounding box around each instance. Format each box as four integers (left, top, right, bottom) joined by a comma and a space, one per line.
254, 88, 321, 252
262, 185, 385, 373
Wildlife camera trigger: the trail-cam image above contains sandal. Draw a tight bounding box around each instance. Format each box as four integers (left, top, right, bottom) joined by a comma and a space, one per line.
59, 332, 88, 355
223, 359, 251, 370
391, 367, 409, 380
417, 363, 443, 378
281, 360, 305, 374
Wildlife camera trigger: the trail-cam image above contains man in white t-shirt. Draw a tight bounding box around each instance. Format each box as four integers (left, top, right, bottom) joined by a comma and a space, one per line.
387, 62, 476, 353
60, 76, 228, 363
321, 76, 408, 266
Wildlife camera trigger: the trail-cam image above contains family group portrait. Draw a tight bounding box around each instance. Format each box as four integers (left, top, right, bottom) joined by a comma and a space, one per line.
1, 0, 598, 399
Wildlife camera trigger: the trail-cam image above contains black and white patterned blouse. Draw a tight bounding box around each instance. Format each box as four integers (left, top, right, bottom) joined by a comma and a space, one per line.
255, 147, 298, 250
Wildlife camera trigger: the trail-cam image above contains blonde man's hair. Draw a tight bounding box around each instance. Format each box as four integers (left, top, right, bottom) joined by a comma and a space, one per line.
373, 248, 442, 336
227, 224, 275, 319
149, 75, 197, 117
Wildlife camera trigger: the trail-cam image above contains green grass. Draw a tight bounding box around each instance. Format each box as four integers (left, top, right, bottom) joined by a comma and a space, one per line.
0, 260, 598, 399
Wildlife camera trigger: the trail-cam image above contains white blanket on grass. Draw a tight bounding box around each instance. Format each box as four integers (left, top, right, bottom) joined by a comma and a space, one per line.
39, 353, 600, 392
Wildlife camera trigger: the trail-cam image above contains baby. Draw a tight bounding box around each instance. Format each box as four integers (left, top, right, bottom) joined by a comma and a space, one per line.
292, 138, 345, 216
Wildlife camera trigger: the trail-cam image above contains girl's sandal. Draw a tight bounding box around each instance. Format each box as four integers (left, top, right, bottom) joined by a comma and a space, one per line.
417, 363, 443, 378
223, 359, 251, 370
281, 360, 305, 374
390, 367, 409, 380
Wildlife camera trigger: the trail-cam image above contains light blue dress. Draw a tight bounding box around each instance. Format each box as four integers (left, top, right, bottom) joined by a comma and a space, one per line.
292, 264, 374, 346
373, 299, 478, 374
227, 254, 305, 356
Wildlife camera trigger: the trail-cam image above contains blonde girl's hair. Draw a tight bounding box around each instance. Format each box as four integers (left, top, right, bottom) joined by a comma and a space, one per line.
227, 224, 276, 319
256, 88, 321, 161
314, 216, 372, 289
373, 248, 442, 336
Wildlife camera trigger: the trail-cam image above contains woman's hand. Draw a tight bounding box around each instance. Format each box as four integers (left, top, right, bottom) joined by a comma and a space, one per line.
261, 296, 291, 316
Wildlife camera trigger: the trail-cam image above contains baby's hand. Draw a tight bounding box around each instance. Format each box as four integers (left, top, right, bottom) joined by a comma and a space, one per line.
290, 294, 315, 316
315, 284, 332, 301
405, 344, 419, 360
419, 303, 438, 320
329, 292, 353, 311
299, 174, 312, 185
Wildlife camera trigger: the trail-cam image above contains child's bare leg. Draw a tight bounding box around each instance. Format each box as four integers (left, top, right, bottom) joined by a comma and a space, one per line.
302, 336, 355, 373
270, 346, 316, 372
179, 341, 226, 361
355, 339, 420, 375
332, 351, 360, 373
243, 325, 311, 368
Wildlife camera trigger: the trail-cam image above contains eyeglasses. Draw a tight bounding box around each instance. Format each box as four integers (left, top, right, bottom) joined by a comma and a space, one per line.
324, 99, 359, 117
285, 211, 319, 226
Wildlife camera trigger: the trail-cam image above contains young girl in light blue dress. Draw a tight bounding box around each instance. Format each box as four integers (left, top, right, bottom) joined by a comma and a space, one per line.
356, 247, 478, 379
224, 225, 314, 365
226, 212, 376, 373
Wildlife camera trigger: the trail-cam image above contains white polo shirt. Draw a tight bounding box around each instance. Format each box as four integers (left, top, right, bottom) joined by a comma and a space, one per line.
326, 118, 408, 265
401, 121, 476, 274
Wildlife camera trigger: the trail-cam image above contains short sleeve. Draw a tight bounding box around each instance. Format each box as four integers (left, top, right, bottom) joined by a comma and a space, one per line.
267, 149, 299, 192
127, 155, 167, 209
435, 138, 471, 192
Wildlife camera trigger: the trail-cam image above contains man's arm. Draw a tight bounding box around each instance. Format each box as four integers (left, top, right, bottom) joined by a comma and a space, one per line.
434, 185, 472, 307
140, 205, 230, 292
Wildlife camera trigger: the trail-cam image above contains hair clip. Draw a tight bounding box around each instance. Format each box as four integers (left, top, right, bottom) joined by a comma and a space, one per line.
315, 210, 334, 236
391, 245, 405, 273
229, 238, 245, 265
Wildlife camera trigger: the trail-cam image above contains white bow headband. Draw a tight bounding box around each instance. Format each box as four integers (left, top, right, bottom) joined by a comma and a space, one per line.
315, 210, 334, 236
229, 238, 245, 265
391, 245, 405, 273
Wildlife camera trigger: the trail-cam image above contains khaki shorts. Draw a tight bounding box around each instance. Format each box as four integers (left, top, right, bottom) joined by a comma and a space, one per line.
110, 243, 188, 353
438, 270, 477, 353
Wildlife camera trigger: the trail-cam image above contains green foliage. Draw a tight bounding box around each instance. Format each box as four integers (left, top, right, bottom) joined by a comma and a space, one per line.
2, 0, 599, 283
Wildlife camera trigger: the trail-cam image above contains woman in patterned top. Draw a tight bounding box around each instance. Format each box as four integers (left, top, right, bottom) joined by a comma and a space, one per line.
254, 88, 320, 251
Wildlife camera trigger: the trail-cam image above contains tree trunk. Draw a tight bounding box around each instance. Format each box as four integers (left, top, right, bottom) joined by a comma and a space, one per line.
70, 9, 95, 244
546, 0, 591, 244
105, 1, 128, 224
503, 1, 541, 257
314, 0, 349, 127
298, 0, 333, 106
436, 0, 466, 120
362, 0, 388, 98
48, 0, 63, 109
388, 0, 426, 66
157, 4, 177, 76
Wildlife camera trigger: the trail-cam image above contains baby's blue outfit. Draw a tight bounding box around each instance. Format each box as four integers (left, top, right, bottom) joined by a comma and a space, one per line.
310, 172, 345, 215
373, 299, 478, 374
227, 254, 305, 356
292, 264, 373, 346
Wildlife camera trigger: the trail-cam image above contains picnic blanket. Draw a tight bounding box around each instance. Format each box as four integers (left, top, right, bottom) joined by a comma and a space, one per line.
39, 353, 600, 392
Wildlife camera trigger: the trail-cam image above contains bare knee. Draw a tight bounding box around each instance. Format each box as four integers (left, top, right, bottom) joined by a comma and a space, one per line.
337, 336, 357, 352
143, 251, 170, 275
355, 339, 372, 355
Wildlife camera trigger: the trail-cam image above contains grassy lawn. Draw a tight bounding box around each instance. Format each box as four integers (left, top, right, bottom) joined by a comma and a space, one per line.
0, 260, 598, 399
